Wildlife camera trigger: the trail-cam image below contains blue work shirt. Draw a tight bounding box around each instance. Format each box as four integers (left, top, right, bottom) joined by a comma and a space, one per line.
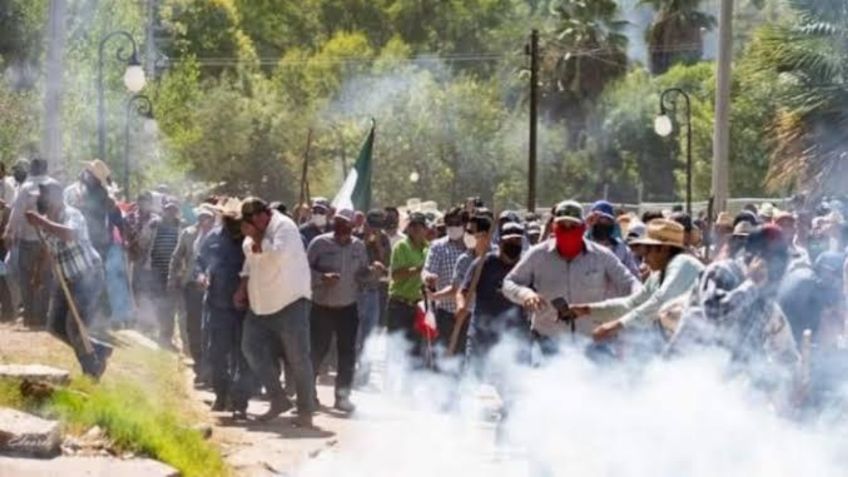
197, 226, 245, 310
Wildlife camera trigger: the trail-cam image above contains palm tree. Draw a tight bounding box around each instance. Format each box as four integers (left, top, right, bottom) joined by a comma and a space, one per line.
541, 0, 629, 144
641, 0, 716, 75
754, 0, 848, 193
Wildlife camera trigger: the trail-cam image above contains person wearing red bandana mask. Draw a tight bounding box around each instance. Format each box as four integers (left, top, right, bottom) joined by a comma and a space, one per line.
502, 200, 641, 354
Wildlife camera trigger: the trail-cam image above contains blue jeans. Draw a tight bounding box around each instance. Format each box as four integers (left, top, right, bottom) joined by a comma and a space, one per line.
48, 266, 112, 377
104, 244, 132, 325
242, 298, 315, 414
207, 304, 254, 410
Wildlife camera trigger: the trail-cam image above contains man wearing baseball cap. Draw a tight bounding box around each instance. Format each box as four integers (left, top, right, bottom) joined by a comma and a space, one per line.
306, 208, 372, 413
237, 196, 315, 426
587, 200, 640, 278
502, 200, 640, 351
387, 212, 429, 362
299, 197, 332, 247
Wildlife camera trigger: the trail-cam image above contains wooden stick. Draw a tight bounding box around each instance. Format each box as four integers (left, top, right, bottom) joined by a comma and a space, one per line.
296, 129, 314, 224
36, 229, 94, 355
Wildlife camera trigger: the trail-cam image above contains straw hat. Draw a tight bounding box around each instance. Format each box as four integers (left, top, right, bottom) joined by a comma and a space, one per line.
630, 219, 685, 249
213, 197, 243, 218
716, 211, 733, 228
84, 159, 111, 185
733, 221, 756, 237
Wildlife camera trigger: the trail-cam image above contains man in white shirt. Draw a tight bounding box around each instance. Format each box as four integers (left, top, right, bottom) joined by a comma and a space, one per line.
235, 197, 315, 427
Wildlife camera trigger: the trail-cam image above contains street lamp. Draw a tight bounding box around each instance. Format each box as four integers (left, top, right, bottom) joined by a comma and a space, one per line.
98, 31, 145, 165
655, 88, 693, 216
124, 94, 153, 199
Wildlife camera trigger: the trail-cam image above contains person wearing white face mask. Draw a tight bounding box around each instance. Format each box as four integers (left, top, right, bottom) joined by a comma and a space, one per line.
299, 198, 332, 248
422, 207, 469, 356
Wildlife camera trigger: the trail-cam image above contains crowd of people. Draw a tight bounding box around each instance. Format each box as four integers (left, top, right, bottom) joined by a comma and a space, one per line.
4, 153, 848, 428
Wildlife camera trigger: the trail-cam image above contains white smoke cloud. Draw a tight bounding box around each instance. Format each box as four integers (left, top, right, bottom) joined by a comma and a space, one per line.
299, 334, 848, 477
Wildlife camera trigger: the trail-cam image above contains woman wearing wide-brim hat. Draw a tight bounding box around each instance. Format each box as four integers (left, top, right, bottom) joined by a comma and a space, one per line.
571, 218, 705, 344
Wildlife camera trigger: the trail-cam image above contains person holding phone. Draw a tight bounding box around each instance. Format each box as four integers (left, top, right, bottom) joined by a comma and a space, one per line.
307, 208, 372, 413
502, 201, 640, 354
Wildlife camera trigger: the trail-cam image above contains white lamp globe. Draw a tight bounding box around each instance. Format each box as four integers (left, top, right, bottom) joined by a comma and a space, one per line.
654, 115, 673, 137
124, 64, 146, 93
409, 172, 420, 183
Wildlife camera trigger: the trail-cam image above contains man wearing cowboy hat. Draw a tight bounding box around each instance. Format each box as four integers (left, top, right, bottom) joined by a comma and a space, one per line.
196, 198, 255, 419
572, 219, 705, 344
64, 159, 119, 261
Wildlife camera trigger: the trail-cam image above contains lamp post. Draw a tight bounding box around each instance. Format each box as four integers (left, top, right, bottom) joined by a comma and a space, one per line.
123, 94, 153, 199
654, 88, 693, 216
98, 31, 146, 164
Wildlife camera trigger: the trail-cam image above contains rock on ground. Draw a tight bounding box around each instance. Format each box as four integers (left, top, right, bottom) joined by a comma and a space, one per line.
0, 408, 61, 457
0, 364, 70, 386
0, 455, 179, 477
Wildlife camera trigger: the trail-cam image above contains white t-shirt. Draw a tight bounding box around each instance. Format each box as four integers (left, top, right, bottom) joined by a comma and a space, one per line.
241, 210, 311, 315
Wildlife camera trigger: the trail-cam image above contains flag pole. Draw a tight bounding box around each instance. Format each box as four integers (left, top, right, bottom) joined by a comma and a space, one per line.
297, 128, 313, 223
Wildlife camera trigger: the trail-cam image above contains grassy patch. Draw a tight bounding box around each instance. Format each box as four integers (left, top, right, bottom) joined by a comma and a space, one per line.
0, 329, 229, 477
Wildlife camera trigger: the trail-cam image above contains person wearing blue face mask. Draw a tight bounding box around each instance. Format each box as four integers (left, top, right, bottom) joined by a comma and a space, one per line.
587, 200, 640, 279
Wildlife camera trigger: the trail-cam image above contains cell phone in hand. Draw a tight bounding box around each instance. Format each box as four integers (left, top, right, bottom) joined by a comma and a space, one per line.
551, 297, 576, 322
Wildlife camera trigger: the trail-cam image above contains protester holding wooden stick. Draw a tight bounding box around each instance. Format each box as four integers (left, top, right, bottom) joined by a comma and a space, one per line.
25, 182, 112, 379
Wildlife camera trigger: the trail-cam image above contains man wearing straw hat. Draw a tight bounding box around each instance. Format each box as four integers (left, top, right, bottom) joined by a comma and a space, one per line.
64, 159, 118, 261
25, 182, 112, 378
571, 219, 704, 345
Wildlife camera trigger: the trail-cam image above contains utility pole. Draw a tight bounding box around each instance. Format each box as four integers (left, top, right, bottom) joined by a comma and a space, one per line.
42, 0, 67, 176
145, 0, 157, 79
526, 29, 539, 213
712, 0, 733, 214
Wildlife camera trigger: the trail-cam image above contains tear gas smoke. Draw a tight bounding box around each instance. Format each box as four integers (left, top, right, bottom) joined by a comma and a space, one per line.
300, 333, 848, 477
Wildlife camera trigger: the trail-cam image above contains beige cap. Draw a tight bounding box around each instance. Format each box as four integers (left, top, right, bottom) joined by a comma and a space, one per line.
84, 159, 111, 185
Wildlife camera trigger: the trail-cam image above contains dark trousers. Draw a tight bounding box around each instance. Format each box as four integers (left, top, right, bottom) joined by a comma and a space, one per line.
48, 267, 112, 377
152, 271, 176, 345
242, 299, 315, 414
387, 298, 423, 366
310, 304, 358, 398
182, 284, 204, 371
207, 304, 254, 410
0, 276, 14, 322
18, 240, 52, 327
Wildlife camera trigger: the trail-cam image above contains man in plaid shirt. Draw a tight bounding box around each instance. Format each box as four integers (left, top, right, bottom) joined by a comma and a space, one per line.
422, 207, 468, 354
668, 225, 799, 370
26, 182, 112, 379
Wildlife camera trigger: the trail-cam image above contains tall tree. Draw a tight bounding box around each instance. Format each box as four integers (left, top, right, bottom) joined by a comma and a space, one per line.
539, 0, 628, 144
754, 0, 848, 194
641, 0, 716, 75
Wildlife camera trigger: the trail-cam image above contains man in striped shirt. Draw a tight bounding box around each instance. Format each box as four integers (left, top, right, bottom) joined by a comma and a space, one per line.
26, 182, 112, 378
150, 199, 182, 348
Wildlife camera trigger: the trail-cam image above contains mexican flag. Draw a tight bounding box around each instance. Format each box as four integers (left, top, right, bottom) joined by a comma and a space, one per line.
332, 119, 375, 212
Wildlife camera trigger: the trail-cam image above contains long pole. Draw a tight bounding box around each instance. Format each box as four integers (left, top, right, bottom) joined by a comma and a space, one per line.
297, 129, 314, 223
98, 31, 139, 163
712, 0, 733, 213
527, 29, 539, 213
124, 94, 153, 199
